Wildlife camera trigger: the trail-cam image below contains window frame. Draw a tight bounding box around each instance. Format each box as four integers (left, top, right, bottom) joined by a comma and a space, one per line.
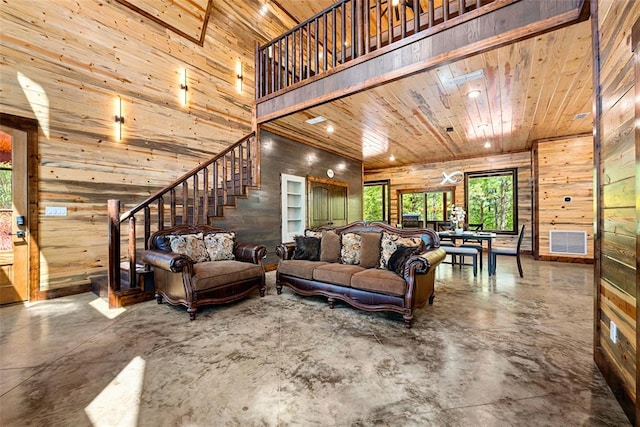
464, 168, 518, 235
363, 179, 390, 223
397, 186, 456, 229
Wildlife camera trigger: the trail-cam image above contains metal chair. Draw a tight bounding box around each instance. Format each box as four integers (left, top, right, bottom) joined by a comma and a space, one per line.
489, 224, 525, 277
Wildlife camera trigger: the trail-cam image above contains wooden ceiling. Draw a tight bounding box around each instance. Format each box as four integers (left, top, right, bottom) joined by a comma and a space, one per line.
264, 1, 594, 170
116, 0, 594, 170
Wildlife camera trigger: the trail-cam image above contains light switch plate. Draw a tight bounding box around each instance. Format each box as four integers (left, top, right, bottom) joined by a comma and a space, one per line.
45, 206, 67, 216
610, 320, 617, 344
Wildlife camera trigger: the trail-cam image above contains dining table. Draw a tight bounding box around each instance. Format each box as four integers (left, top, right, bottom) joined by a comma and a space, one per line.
437, 230, 497, 275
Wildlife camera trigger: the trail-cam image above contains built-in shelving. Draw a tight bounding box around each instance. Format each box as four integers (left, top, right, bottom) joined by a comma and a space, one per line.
281, 174, 306, 242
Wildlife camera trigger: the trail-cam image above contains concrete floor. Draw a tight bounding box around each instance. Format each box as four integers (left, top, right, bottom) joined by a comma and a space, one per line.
0, 256, 630, 426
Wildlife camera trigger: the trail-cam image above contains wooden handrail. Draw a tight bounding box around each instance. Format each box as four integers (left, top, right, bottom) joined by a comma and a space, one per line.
119, 132, 255, 221
107, 132, 257, 307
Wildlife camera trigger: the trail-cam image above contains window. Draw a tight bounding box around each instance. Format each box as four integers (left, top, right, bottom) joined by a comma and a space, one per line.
398, 189, 454, 228
465, 168, 517, 234
0, 156, 11, 251
363, 180, 390, 223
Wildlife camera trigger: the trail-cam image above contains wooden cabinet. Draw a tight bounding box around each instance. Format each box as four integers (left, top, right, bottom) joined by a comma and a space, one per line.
308, 177, 348, 229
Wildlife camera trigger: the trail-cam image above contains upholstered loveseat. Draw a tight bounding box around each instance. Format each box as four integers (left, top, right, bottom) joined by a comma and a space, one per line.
142, 225, 266, 320
275, 221, 446, 327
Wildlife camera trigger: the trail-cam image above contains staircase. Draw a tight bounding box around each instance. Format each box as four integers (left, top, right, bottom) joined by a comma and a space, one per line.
106, 133, 257, 308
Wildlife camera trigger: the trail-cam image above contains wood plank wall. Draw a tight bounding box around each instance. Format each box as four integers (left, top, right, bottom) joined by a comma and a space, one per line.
213, 130, 363, 266
594, 0, 639, 423
534, 135, 594, 261
0, 0, 296, 294
364, 151, 533, 252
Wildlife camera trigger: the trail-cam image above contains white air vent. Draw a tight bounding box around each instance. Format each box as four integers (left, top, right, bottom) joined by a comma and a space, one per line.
305, 116, 326, 125
549, 231, 587, 255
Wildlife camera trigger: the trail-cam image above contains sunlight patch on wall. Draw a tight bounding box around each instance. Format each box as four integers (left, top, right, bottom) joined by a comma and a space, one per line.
17, 72, 50, 139
85, 356, 146, 426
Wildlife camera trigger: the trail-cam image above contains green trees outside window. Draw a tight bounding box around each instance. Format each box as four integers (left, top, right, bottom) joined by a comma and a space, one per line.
399, 190, 453, 228
363, 180, 389, 222
465, 168, 517, 233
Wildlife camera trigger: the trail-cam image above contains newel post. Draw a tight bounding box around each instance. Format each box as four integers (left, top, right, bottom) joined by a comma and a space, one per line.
108, 199, 121, 307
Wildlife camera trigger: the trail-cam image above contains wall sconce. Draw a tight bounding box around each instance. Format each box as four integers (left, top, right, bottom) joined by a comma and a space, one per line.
180, 68, 188, 106
114, 96, 124, 141
236, 61, 243, 93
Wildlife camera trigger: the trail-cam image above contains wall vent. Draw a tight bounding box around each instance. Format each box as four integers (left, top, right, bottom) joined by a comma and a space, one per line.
549, 231, 587, 255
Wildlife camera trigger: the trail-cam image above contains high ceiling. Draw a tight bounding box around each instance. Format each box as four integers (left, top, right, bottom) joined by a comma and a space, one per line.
117, 0, 594, 171
265, 1, 594, 170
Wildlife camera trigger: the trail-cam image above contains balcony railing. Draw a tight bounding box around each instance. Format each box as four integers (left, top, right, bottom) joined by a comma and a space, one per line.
256, 0, 497, 99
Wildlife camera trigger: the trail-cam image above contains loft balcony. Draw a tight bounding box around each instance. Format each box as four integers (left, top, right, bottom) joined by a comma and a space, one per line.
254, 0, 588, 124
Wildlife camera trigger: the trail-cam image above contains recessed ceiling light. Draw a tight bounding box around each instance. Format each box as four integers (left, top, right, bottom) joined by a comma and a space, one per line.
573, 112, 589, 120
478, 123, 489, 129
260, 4, 268, 15
484, 141, 491, 148
467, 90, 481, 99
326, 125, 334, 133
389, 155, 395, 161
305, 116, 326, 124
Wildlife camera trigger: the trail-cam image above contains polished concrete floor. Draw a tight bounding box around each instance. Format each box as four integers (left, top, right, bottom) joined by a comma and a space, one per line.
0, 256, 630, 426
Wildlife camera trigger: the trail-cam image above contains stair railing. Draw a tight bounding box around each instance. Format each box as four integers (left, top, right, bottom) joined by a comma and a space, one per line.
107, 132, 256, 306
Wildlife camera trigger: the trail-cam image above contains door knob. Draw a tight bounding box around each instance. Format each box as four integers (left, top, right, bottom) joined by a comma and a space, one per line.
11, 231, 26, 238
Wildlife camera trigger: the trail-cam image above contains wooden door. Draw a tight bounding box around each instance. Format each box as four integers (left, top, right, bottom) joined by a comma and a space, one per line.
308, 177, 348, 229
310, 183, 330, 228
329, 185, 347, 226
0, 127, 28, 304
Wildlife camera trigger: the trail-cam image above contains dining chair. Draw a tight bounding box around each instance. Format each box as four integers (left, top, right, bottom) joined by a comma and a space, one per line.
460, 222, 484, 271
489, 224, 525, 277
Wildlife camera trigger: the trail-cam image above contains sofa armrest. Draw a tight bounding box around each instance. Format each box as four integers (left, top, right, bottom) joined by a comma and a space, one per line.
235, 242, 267, 264
142, 250, 192, 273
275, 243, 296, 260
418, 247, 446, 270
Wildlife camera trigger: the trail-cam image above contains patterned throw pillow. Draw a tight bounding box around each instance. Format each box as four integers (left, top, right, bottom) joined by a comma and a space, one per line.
305, 229, 324, 239
204, 232, 236, 261
379, 232, 423, 269
168, 232, 210, 263
340, 232, 362, 265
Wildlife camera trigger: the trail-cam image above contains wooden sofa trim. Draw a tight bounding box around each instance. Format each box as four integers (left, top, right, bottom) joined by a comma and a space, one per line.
142, 224, 267, 320
275, 221, 445, 327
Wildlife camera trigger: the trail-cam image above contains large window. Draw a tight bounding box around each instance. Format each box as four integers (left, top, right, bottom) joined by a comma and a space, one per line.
465, 168, 517, 234
363, 180, 389, 223
399, 189, 454, 228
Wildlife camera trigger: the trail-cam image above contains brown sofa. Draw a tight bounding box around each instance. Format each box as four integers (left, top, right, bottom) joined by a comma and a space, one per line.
275, 221, 446, 327
142, 225, 266, 320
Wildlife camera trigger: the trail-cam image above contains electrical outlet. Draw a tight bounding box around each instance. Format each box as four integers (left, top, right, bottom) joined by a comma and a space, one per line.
610, 320, 617, 344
